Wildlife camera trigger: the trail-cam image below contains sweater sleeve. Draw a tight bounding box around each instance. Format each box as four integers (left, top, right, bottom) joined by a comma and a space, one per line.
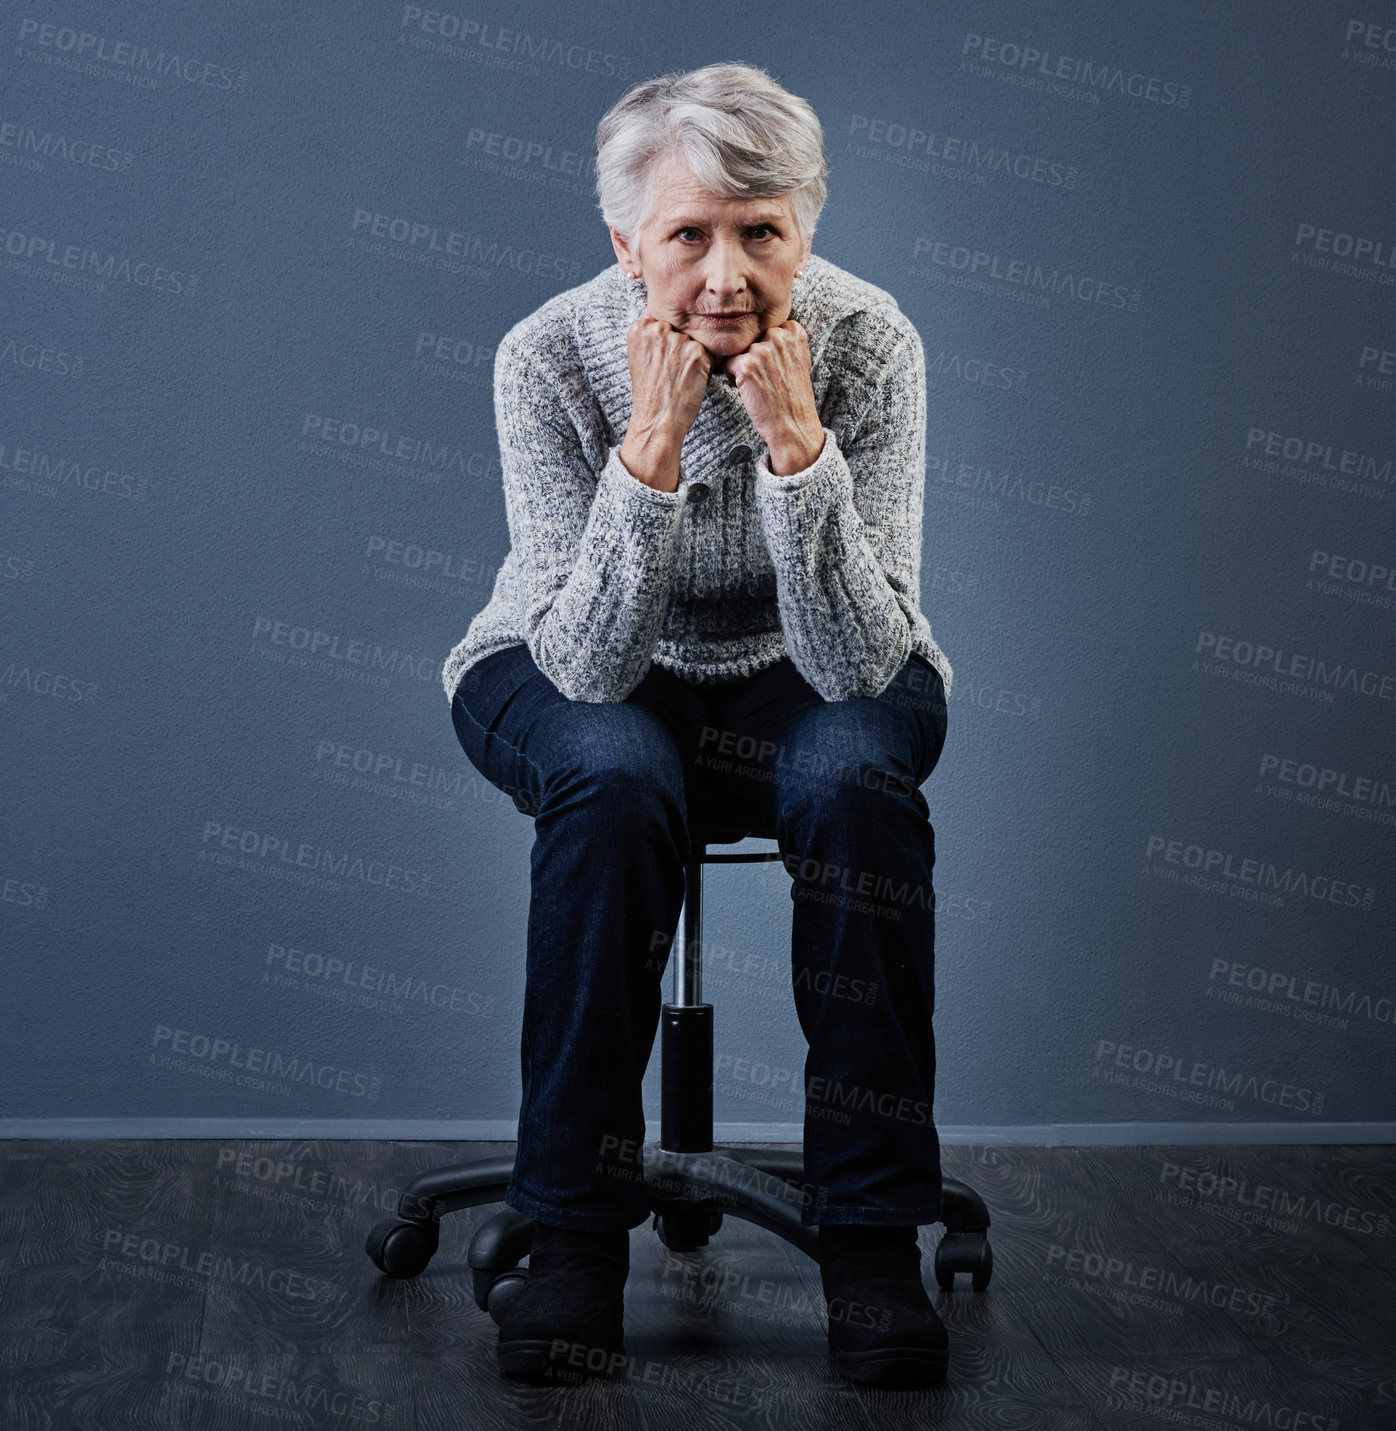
495, 335, 688, 703
752, 324, 928, 701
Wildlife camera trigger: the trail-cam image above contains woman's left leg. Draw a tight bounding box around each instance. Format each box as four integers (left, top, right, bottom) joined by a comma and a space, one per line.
705, 652, 949, 1228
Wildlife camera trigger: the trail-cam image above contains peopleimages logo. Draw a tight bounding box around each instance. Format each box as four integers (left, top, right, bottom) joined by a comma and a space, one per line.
846, 115, 1078, 189
1306, 546, 1396, 610
1261, 750, 1393, 802
349, 207, 581, 283
1194, 630, 1396, 704
1293, 221, 1396, 274
311, 735, 472, 810
1243, 427, 1394, 489
1293, 228, 1396, 290
0, 117, 134, 175
251, 615, 437, 683
1257, 751, 1396, 828
926, 449, 1091, 517
0, 436, 147, 500
928, 351, 1027, 392
463, 125, 594, 182
398, 6, 631, 78
912, 234, 1140, 310
199, 819, 433, 897
1208, 959, 1395, 1031
960, 33, 1191, 106
1046, 1243, 1279, 1318
0, 221, 197, 295
1093, 1039, 1324, 1115
149, 1025, 382, 1101
1144, 834, 1376, 912
301, 412, 496, 484
1160, 1157, 1390, 1237
1108, 1365, 1338, 1431
1343, 18, 1396, 54
1, 333, 83, 377
1, 553, 36, 581
16, 18, 247, 92
1358, 344, 1395, 395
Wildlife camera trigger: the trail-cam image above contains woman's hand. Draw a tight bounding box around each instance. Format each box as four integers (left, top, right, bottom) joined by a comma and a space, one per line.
618, 313, 712, 492
726, 320, 826, 475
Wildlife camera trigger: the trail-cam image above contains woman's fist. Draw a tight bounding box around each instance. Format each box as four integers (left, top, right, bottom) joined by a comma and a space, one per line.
625, 312, 712, 442
725, 319, 825, 475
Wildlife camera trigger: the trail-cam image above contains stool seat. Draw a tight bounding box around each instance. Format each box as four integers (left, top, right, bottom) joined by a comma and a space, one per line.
512, 783, 777, 860
689, 818, 785, 865
685, 781, 769, 850
692, 821, 758, 847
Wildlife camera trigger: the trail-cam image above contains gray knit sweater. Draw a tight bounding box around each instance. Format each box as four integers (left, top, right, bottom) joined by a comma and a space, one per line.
441, 251, 952, 706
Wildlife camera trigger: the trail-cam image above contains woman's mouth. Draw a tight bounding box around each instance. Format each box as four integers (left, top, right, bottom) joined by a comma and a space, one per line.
699, 312, 753, 326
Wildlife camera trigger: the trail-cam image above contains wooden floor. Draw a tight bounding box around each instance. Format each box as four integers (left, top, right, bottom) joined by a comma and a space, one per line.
2, 1140, 1393, 1429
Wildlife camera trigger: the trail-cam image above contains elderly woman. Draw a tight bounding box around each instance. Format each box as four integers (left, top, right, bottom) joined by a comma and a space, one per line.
443, 61, 953, 1388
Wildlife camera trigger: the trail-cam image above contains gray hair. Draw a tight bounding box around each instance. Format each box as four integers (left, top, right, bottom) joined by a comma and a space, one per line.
594, 61, 828, 249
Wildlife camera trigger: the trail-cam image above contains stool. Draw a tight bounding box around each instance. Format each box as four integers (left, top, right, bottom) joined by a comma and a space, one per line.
366, 805, 993, 1318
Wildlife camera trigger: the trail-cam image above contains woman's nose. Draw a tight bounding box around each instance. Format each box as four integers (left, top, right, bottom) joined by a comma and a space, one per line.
703, 241, 748, 297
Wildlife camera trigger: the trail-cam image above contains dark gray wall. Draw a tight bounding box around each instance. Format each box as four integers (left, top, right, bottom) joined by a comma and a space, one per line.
3, 1, 1393, 1139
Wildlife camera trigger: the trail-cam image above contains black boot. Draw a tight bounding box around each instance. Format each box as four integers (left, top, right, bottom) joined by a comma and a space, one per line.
818, 1223, 949, 1387
496, 1220, 631, 1383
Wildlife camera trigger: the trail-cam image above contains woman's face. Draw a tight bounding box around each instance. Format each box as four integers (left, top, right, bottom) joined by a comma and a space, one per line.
609, 158, 812, 371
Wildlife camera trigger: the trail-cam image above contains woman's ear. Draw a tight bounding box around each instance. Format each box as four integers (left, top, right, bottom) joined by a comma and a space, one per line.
608, 225, 636, 274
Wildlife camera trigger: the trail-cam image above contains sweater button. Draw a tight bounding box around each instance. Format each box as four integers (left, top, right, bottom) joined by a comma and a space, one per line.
686, 481, 709, 504
728, 444, 753, 464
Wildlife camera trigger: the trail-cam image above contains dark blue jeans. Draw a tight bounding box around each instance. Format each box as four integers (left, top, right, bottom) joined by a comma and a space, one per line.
450, 641, 949, 1232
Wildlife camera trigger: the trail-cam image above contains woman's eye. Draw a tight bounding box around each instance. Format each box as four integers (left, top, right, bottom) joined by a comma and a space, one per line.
674, 226, 775, 240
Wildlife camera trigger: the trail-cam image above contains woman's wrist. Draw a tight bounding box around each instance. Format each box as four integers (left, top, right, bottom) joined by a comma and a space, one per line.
765, 423, 827, 477
619, 422, 684, 492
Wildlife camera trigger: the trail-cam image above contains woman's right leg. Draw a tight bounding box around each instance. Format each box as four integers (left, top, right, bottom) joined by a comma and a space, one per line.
451, 644, 696, 1232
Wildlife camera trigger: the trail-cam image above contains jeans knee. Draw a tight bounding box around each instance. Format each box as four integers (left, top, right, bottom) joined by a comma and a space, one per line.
592, 760, 683, 814
779, 761, 925, 828
551, 745, 686, 834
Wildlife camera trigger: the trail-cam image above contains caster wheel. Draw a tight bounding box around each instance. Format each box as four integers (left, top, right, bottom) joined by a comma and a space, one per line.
366, 1218, 440, 1278
934, 1231, 992, 1292
653, 1207, 723, 1251
472, 1269, 528, 1325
